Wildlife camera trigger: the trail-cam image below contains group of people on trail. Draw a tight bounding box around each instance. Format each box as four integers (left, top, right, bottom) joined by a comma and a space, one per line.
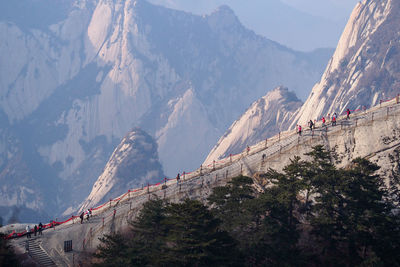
26, 222, 43, 238
80, 208, 92, 224
297, 109, 352, 136
321, 112, 339, 127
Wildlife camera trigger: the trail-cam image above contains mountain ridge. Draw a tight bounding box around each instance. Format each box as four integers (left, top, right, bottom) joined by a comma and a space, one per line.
0, 0, 329, 222
204, 86, 302, 164
291, 0, 400, 127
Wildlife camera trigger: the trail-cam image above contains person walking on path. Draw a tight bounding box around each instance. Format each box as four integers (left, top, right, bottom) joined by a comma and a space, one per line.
86, 209, 90, 221
346, 109, 351, 119
308, 120, 314, 131
176, 173, 180, 185
34, 225, 38, 237
332, 115, 336, 126
322, 117, 326, 126
80, 212, 84, 224
297, 125, 302, 136
26, 225, 31, 238
38, 223, 43, 236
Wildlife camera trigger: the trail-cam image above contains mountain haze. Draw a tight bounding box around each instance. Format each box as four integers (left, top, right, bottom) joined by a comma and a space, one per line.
0, 0, 329, 222
148, 0, 356, 51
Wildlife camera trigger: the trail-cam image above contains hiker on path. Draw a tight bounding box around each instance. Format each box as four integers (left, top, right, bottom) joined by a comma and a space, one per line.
332, 116, 336, 126
297, 125, 302, 136
26, 225, 31, 238
38, 222, 43, 235
308, 120, 314, 131
322, 117, 326, 126
34, 225, 38, 237
80, 212, 84, 224
86, 209, 90, 221
346, 109, 351, 119
176, 173, 180, 185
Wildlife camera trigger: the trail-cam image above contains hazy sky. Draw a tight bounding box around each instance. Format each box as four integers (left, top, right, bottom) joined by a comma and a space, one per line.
281, 0, 360, 21
148, 0, 360, 51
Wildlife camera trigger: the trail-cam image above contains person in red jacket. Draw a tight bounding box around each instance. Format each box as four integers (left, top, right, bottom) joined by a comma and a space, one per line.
332, 116, 336, 126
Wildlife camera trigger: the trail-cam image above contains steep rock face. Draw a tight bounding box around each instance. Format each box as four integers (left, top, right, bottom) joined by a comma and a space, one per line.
79, 128, 164, 211
292, 0, 400, 127
155, 88, 220, 174
0, 0, 330, 221
204, 86, 302, 164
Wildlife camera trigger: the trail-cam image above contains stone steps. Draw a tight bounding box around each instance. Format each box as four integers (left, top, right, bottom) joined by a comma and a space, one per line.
21, 238, 57, 267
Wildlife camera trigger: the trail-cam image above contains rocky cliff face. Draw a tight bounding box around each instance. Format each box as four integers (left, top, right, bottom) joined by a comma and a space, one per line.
291, 0, 400, 127
0, 0, 329, 222
78, 128, 163, 212
204, 0, 400, 172
204, 86, 302, 164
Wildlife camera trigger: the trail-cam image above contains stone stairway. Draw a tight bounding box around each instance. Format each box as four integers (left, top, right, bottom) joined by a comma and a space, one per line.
23, 237, 57, 266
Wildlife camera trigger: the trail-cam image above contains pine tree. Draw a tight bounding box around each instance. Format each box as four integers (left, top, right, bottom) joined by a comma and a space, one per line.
163, 199, 240, 266
344, 158, 400, 266
127, 197, 169, 266
94, 198, 168, 266
207, 176, 255, 237
93, 233, 130, 267
249, 157, 306, 266
308, 152, 400, 265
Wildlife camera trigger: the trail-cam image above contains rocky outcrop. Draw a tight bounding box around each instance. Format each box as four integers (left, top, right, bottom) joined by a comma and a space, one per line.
291, 0, 400, 127
79, 128, 164, 212
204, 86, 302, 164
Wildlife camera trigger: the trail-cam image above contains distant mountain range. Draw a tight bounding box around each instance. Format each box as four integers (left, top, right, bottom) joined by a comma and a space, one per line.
0, 0, 329, 223
148, 0, 359, 51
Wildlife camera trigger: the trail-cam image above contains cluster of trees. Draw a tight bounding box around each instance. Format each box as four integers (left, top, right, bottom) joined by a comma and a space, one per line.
94, 146, 400, 266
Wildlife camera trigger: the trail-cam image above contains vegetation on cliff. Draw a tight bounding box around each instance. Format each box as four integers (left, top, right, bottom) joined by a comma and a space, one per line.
93, 146, 400, 266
